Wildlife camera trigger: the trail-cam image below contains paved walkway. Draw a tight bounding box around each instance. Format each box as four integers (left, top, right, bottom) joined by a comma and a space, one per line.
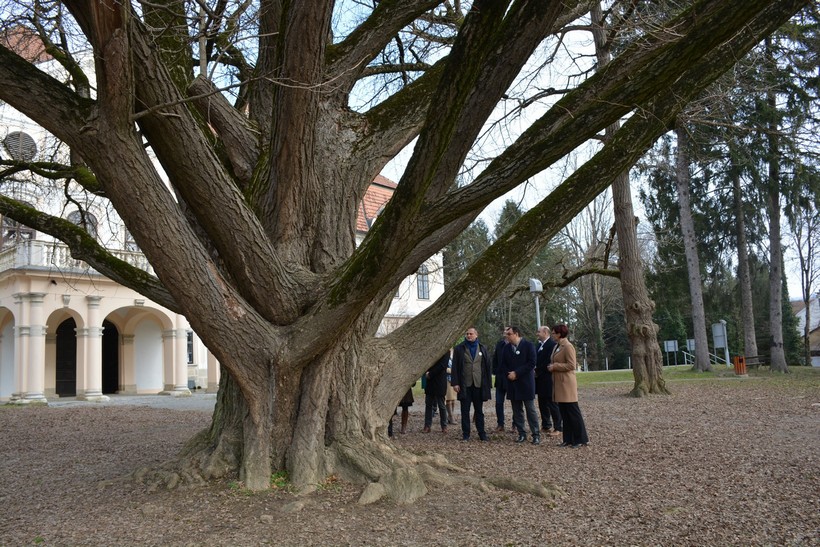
45, 392, 217, 411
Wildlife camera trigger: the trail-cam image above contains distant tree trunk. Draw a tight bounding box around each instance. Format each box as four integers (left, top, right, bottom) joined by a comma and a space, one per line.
675, 123, 711, 371
730, 161, 759, 359
791, 201, 818, 368
765, 44, 788, 373
592, 3, 668, 395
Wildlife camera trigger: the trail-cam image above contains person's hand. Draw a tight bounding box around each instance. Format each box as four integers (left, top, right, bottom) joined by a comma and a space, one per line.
507, 371, 517, 381
453, 385, 460, 393
547, 365, 553, 372
425, 372, 429, 378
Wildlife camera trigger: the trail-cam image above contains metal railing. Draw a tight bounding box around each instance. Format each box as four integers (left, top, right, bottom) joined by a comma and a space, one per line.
679, 350, 730, 367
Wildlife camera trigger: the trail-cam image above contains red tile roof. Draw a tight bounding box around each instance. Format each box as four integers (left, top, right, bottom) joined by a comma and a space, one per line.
357, 176, 397, 233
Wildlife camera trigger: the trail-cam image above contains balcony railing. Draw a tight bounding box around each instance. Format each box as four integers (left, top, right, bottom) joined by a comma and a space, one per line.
0, 239, 155, 276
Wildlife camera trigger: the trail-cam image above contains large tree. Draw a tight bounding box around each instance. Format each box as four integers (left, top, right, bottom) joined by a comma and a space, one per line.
0, 0, 808, 496
591, 1, 668, 394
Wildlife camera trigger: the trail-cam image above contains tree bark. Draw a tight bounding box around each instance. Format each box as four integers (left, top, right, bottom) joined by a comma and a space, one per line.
592, 3, 668, 394
730, 158, 759, 359
675, 122, 712, 371
765, 43, 788, 373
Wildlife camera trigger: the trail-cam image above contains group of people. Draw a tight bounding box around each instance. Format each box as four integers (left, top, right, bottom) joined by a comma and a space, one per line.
415, 324, 589, 448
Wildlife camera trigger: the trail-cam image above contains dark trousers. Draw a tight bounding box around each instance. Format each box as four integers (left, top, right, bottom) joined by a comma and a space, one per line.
424, 392, 447, 429
535, 375, 562, 431
558, 402, 589, 445
495, 381, 507, 426
460, 385, 486, 438
511, 398, 540, 438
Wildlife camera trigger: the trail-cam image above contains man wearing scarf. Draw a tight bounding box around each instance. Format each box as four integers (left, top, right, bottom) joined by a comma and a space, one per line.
450, 327, 492, 442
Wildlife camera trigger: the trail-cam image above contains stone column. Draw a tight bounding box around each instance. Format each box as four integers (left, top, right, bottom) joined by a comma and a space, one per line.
160, 330, 175, 394
44, 333, 57, 398
206, 351, 220, 393
23, 292, 48, 404
77, 296, 108, 402
119, 334, 136, 394
10, 293, 28, 401
172, 316, 191, 396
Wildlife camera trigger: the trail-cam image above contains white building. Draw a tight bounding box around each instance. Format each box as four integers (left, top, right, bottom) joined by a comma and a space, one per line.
358, 176, 445, 337
0, 31, 443, 403
792, 298, 820, 367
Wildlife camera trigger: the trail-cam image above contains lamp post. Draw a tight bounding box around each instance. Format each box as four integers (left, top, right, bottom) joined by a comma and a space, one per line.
528, 278, 543, 329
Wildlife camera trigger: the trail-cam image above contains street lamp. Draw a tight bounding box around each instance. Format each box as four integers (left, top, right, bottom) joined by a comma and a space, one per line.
528, 278, 542, 329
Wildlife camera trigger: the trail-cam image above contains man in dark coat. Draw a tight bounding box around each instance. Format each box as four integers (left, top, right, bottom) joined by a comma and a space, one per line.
423, 352, 450, 433
451, 327, 492, 441
491, 326, 511, 431
502, 326, 541, 445
535, 325, 561, 437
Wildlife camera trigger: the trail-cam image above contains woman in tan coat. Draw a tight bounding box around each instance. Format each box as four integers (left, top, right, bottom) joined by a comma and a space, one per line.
548, 324, 589, 448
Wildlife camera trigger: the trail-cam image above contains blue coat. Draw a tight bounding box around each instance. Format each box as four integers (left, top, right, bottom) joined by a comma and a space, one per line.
502, 338, 536, 401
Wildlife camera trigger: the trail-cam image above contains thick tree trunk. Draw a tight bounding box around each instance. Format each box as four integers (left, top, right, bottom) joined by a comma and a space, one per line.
731, 163, 759, 360
675, 123, 711, 371
613, 172, 669, 396
592, 3, 668, 395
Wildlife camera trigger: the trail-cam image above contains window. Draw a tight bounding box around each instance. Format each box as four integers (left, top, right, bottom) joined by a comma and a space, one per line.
67, 210, 98, 240
187, 331, 194, 364
417, 264, 430, 300
124, 228, 139, 251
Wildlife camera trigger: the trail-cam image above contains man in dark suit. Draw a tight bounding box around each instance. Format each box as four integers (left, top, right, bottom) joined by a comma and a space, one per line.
535, 326, 562, 437
502, 326, 541, 445
491, 326, 511, 432
451, 327, 492, 442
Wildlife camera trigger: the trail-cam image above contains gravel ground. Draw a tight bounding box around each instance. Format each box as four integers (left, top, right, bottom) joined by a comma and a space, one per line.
0, 376, 818, 546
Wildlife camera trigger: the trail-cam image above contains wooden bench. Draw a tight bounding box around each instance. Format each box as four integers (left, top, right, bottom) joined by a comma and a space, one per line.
745, 355, 767, 369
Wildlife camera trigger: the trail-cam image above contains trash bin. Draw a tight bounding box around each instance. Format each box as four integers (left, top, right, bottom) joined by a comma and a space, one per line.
732, 356, 747, 376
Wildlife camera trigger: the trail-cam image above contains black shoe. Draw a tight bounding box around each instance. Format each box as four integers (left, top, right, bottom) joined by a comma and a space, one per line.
571, 443, 587, 449
516, 434, 527, 443
479, 434, 489, 442
532, 436, 541, 445
462, 435, 470, 442
559, 441, 571, 447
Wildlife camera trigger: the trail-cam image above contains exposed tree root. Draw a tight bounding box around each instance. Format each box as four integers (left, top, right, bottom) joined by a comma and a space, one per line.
328, 438, 563, 505
629, 380, 671, 398
111, 429, 563, 506
114, 427, 240, 492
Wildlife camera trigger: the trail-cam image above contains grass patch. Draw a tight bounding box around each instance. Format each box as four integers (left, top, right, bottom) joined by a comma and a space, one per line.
576, 363, 820, 388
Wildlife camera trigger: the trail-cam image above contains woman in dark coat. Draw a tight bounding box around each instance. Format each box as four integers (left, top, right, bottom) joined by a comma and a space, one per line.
548, 324, 589, 447
423, 352, 450, 432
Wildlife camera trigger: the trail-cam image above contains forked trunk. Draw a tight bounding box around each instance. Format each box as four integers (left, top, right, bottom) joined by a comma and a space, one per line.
181, 329, 425, 497
591, 4, 668, 396
613, 172, 669, 397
